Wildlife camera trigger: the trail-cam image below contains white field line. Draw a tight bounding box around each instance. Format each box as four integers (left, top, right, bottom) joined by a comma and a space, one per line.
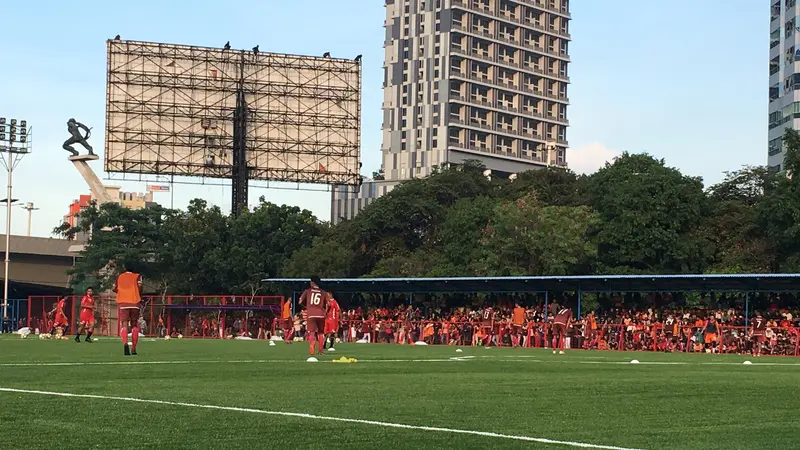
0, 387, 644, 450
0, 358, 463, 367
479, 356, 800, 366
1, 356, 796, 368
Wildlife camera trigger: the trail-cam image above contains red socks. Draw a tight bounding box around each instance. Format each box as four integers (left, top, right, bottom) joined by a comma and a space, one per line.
131, 327, 140, 351
120, 327, 128, 345
308, 332, 316, 355
317, 334, 325, 353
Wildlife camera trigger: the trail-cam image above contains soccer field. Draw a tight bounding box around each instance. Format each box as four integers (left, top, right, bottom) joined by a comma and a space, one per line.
0, 338, 798, 450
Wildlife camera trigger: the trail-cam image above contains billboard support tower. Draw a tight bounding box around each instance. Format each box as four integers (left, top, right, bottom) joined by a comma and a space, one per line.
231, 56, 249, 214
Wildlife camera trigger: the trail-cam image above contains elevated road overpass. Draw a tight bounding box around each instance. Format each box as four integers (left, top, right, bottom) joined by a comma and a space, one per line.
0, 234, 75, 296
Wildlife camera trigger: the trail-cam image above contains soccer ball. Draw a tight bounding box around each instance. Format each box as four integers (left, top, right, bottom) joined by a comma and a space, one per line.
164, 335, 171, 341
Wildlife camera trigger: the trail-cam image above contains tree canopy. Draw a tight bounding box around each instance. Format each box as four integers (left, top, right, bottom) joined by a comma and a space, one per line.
59, 129, 800, 294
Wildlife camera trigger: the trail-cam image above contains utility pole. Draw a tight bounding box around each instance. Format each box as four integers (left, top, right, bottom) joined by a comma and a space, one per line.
21, 202, 39, 237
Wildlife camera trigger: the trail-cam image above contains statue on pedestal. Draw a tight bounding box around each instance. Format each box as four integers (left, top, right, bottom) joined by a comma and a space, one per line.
63, 118, 94, 157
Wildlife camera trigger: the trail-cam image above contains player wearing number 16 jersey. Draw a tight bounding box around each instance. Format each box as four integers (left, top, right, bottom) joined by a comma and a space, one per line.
551, 304, 573, 355
299, 276, 330, 356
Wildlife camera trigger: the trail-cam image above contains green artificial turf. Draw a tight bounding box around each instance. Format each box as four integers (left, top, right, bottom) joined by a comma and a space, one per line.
0, 336, 798, 450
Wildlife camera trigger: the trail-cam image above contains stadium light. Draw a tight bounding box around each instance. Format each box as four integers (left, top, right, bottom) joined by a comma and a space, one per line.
0, 117, 32, 332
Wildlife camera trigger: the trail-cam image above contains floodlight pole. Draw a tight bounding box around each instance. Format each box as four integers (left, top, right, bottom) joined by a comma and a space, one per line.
3, 148, 12, 330
1, 119, 29, 332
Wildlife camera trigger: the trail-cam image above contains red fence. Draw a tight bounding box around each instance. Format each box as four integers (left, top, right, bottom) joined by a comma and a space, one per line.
26, 295, 285, 338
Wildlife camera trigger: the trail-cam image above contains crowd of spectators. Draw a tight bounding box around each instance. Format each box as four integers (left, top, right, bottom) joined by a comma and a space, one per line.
41, 291, 796, 356
278, 293, 800, 356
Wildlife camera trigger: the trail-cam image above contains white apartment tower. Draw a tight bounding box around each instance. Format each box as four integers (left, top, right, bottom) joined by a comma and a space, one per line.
332, 0, 571, 223
769, 0, 800, 170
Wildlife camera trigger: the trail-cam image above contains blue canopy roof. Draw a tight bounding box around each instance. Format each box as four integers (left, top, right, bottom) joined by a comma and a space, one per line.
264, 274, 800, 294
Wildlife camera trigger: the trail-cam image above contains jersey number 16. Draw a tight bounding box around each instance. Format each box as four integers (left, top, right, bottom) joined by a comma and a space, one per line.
310, 292, 322, 306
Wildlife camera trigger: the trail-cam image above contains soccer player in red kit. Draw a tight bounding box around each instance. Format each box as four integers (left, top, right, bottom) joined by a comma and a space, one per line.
299, 276, 329, 356
551, 304, 573, 354
75, 287, 96, 343
324, 296, 341, 350
481, 305, 495, 347
751, 312, 767, 357
50, 297, 69, 336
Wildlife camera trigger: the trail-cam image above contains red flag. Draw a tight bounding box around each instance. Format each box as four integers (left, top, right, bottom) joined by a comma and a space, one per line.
319, 163, 327, 172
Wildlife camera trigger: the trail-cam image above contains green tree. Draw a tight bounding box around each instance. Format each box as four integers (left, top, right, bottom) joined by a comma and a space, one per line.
213, 198, 321, 295
166, 199, 229, 294
701, 167, 778, 273
755, 129, 800, 271
479, 195, 599, 276
55, 202, 175, 293
586, 153, 709, 273
499, 167, 587, 206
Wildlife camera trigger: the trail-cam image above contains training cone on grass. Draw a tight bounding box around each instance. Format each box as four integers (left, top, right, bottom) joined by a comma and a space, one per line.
455, 349, 463, 353
269, 341, 276, 346
328, 347, 336, 352
306, 357, 319, 363
630, 359, 640, 364
743, 360, 752, 365
331, 357, 357, 363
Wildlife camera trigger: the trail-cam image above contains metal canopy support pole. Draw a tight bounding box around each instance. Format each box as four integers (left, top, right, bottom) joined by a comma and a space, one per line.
544, 291, 549, 322
577, 286, 582, 319
745, 292, 749, 329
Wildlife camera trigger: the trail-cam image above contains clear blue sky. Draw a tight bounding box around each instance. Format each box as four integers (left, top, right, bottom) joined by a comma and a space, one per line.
0, 0, 766, 237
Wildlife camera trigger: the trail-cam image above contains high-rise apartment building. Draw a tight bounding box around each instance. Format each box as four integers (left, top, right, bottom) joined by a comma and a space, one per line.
332, 0, 571, 224
769, 0, 800, 170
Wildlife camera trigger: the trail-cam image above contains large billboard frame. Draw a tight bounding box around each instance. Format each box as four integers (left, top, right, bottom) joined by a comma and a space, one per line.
105, 40, 362, 188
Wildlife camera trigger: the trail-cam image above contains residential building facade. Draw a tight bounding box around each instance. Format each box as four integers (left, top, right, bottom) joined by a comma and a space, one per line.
769, 0, 800, 170
333, 0, 571, 224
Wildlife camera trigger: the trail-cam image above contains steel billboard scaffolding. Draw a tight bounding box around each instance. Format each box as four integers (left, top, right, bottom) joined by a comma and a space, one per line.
105, 40, 362, 213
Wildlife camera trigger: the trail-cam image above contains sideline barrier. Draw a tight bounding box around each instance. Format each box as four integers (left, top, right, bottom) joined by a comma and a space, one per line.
26, 295, 285, 338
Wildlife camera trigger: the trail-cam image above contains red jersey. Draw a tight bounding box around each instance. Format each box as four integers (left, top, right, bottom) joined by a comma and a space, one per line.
300, 287, 329, 319
57, 298, 66, 314
327, 299, 341, 322
80, 295, 94, 312
752, 317, 766, 336
554, 308, 573, 325
482, 308, 495, 326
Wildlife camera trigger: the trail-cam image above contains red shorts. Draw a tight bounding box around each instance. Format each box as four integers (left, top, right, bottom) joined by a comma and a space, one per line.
552, 323, 567, 336
54, 314, 68, 327
306, 317, 325, 333
753, 334, 765, 343
79, 309, 95, 325
283, 318, 293, 330
119, 307, 140, 326
324, 320, 340, 335
512, 324, 523, 334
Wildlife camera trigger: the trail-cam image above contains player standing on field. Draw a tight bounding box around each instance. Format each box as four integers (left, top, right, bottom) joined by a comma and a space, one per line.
324, 296, 341, 350
551, 304, 573, 354
49, 297, 69, 337
75, 287, 96, 343
481, 304, 495, 347
299, 276, 330, 356
114, 267, 143, 356
281, 299, 294, 343
751, 311, 767, 357
511, 303, 525, 348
